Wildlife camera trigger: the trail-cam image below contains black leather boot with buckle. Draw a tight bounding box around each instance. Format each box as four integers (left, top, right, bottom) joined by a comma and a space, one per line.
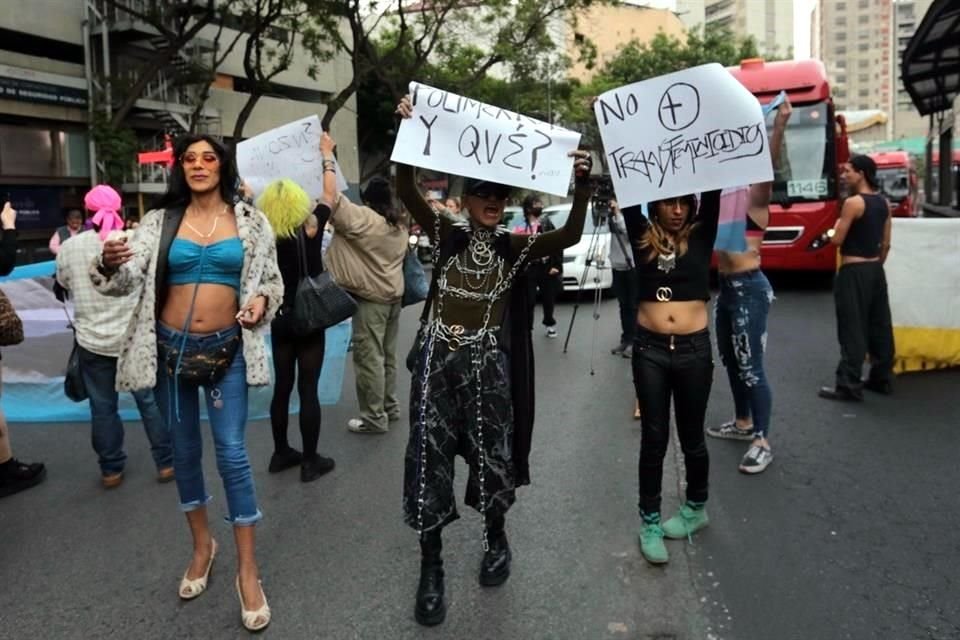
479, 515, 512, 587
415, 530, 446, 626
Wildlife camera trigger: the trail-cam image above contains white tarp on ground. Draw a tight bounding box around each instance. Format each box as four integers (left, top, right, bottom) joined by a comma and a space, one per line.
885, 218, 960, 372
0, 261, 351, 422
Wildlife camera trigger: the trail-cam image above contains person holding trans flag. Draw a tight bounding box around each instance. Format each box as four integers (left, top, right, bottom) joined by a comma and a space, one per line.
708, 95, 792, 475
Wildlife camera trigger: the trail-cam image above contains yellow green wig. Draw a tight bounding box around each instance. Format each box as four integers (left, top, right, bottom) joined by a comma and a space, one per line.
256, 178, 311, 238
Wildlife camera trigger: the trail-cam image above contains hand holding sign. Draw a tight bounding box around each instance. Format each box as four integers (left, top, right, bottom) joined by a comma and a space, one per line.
594, 64, 773, 208
391, 82, 581, 196
236, 115, 349, 202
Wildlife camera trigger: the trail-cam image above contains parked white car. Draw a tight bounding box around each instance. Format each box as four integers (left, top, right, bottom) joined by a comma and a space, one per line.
543, 203, 613, 292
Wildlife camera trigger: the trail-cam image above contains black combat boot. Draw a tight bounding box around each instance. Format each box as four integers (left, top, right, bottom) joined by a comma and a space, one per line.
414, 530, 446, 626
478, 515, 512, 587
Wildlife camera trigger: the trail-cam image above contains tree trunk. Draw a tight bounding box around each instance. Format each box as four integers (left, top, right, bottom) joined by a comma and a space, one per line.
232, 91, 263, 141
109, 48, 179, 128
320, 76, 360, 130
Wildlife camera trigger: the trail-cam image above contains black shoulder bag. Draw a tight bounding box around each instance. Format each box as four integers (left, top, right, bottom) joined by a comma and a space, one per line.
292, 228, 357, 335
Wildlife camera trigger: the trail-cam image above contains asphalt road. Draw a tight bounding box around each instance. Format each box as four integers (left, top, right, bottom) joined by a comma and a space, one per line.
1, 278, 958, 640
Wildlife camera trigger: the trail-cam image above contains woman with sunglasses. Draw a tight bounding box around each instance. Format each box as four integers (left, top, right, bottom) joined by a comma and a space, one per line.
395, 95, 592, 626
91, 134, 283, 632
621, 188, 721, 566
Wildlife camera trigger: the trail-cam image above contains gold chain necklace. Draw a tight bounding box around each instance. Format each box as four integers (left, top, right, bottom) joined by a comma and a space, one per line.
183, 204, 228, 239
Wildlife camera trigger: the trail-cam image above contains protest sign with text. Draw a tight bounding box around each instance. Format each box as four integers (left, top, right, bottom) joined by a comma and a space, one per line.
237, 115, 349, 201
594, 64, 772, 208
391, 82, 581, 196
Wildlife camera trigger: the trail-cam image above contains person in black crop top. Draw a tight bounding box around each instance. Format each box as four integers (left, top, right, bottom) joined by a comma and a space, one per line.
620, 190, 720, 565
818, 155, 895, 402
254, 135, 340, 482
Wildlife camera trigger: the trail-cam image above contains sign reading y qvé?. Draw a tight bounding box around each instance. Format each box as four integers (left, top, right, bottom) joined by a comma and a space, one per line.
236, 115, 349, 201
391, 81, 582, 196
594, 64, 773, 208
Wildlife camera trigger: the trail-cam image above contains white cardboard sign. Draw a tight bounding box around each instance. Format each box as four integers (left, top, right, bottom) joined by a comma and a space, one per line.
594, 64, 773, 208
236, 115, 348, 200
391, 81, 581, 196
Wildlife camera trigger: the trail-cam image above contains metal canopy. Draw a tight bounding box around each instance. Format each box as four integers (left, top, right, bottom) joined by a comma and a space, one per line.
902, 0, 960, 116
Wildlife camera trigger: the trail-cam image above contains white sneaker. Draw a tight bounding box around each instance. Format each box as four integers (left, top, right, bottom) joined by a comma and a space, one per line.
546, 327, 558, 338
347, 418, 387, 434
738, 444, 773, 474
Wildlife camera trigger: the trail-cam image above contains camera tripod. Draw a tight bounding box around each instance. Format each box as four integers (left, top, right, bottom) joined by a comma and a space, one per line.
561, 214, 609, 375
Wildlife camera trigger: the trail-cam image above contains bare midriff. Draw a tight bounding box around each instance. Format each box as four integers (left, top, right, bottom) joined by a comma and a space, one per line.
717, 235, 762, 274
159, 284, 239, 334
637, 300, 709, 335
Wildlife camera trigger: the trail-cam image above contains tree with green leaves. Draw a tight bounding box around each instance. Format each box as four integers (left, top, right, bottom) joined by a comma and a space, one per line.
318, 0, 603, 180
556, 23, 770, 144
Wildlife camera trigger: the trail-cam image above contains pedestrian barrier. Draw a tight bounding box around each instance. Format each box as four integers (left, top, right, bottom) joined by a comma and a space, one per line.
0, 261, 351, 422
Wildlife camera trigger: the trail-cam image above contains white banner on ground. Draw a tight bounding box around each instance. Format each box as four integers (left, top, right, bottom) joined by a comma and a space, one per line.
594, 63, 773, 208
391, 81, 581, 196
236, 115, 348, 200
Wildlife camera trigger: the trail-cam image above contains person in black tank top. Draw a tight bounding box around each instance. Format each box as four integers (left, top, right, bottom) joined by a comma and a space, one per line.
818, 155, 895, 401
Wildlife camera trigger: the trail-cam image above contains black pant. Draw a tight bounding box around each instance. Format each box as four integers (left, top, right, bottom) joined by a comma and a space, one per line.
834, 262, 895, 389
526, 262, 560, 328
632, 326, 713, 516
611, 268, 639, 344
270, 315, 326, 458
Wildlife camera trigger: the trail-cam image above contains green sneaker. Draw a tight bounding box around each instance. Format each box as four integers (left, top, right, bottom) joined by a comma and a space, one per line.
639, 523, 669, 564
662, 504, 709, 540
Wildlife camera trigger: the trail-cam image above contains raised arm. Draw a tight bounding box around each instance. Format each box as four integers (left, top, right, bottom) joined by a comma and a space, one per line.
320, 132, 339, 209
0, 202, 18, 276
511, 172, 591, 259
696, 190, 723, 249
395, 163, 451, 243
748, 100, 793, 224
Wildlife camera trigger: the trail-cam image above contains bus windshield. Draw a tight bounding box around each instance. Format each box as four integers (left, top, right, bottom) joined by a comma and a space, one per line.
768, 101, 837, 205
876, 167, 910, 202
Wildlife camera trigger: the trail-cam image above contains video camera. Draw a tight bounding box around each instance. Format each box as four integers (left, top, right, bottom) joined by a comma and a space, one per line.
590, 174, 616, 224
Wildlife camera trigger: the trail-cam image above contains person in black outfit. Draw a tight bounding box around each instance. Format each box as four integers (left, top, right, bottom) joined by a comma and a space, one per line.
515, 196, 563, 338
254, 134, 339, 482
622, 190, 720, 565
0, 201, 47, 499
818, 155, 894, 402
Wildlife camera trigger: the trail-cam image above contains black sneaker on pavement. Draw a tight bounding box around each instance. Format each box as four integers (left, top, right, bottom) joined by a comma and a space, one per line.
0, 459, 47, 499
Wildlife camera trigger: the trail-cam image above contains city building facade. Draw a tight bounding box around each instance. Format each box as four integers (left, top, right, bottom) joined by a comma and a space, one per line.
704, 0, 795, 58
0, 0, 358, 261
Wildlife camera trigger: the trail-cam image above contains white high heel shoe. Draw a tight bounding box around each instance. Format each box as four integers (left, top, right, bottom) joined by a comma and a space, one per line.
236, 575, 271, 632
178, 539, 217, 600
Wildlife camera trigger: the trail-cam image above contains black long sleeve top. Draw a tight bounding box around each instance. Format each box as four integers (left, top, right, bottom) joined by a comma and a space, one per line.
0, 229, 18, 276
622, 191, 721, 302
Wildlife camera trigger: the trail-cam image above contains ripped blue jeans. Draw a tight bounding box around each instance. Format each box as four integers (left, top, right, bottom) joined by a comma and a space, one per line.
715, 270, 774, 439
155, 323, 261, 526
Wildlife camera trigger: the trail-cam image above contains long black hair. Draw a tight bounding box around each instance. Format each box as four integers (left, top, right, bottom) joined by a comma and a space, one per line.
362, 176, 400, 227
849, 154, 879, 190
154, 134, 239, 210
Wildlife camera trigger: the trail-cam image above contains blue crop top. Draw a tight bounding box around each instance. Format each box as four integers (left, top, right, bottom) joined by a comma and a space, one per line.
168, 237, 243, 295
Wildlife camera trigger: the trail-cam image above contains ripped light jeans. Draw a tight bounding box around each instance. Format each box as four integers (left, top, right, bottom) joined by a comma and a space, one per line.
155, 323, 262, 526
715, 270, 774, 439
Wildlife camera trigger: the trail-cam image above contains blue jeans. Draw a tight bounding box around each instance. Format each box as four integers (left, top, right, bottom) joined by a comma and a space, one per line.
78, 346, 172, 475
715, 270, 774, 439
155, 323, 261, 526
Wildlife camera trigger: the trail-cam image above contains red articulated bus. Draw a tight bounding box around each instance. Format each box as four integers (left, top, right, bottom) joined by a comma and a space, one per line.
726, 59, 849, 271
869, 151, 919, 217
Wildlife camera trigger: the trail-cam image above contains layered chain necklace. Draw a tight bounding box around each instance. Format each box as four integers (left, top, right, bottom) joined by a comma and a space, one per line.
657, 237, 677, 274
183, 203, 228, 239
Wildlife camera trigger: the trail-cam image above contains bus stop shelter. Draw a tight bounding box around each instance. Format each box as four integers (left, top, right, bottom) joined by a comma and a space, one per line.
901, 0, 960, 216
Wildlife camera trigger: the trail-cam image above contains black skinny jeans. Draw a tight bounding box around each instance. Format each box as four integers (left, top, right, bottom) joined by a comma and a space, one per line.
270, 315, 326, 458
632, 326, 713, 516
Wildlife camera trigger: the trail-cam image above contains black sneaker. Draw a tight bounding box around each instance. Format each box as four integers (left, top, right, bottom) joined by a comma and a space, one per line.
300, 455, 335, 483
818, 386, 864, 402
268, 448, 303, 473
0, 459, 47, 499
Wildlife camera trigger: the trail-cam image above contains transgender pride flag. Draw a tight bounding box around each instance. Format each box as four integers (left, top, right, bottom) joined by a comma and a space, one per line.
713, 185, 750, 253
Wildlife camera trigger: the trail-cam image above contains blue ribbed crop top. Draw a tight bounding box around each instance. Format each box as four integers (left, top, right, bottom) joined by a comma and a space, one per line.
168, 237, 243, 295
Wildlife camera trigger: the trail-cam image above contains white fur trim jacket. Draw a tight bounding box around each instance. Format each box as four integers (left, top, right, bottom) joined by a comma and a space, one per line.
88, 201, 284, 391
